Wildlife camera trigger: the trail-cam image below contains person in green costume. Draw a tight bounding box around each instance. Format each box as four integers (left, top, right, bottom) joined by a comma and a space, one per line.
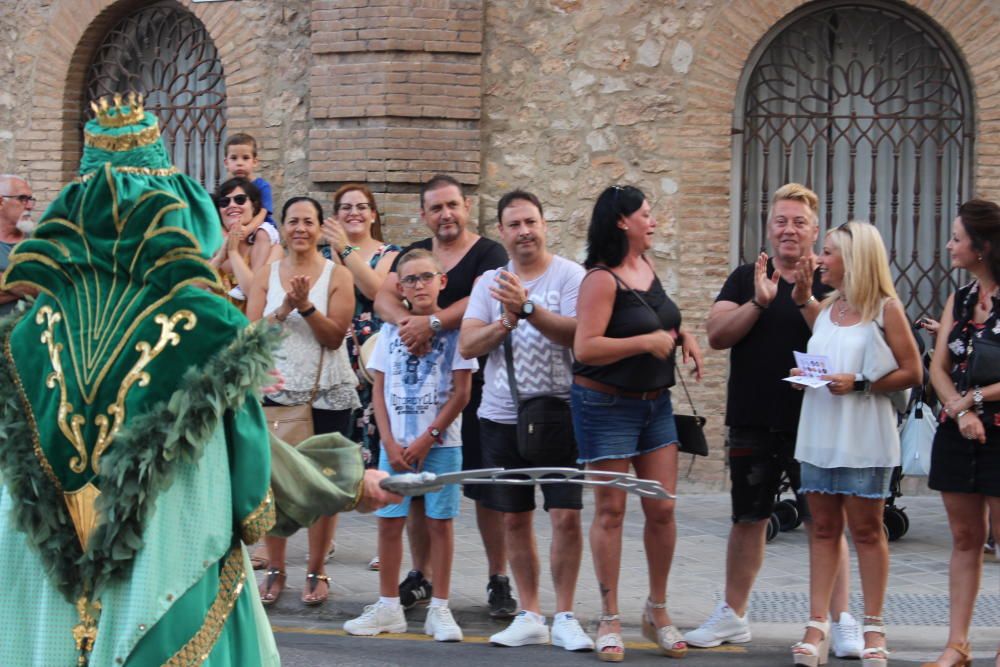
0, 94, 397, 667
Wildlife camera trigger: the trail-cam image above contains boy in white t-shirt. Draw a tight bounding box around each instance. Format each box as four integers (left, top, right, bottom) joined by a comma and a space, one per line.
344, 248, 477, 642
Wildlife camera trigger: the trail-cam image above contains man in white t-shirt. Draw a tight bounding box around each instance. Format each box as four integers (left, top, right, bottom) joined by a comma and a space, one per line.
459, 190, 593, 651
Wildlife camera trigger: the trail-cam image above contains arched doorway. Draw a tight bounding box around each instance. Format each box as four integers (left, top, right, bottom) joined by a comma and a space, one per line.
82, 1, 227, 190
733, 1, 974, 319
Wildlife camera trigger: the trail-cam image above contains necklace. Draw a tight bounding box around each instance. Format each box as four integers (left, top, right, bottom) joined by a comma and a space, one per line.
834, 296, 849, 323
977, 282, 997, 310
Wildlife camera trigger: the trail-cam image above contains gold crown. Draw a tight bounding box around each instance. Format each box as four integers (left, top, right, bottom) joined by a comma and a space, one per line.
90, 92, 145, 129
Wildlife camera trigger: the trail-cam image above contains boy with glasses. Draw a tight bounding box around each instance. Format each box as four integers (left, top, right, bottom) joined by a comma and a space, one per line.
345, 248, 477, 641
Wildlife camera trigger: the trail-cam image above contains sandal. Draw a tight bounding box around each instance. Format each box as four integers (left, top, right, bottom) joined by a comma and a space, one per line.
596, 614, 624, 663
250, 546, 269, 571
861, 615, 889, 667
921, 641, 971, 666
642, 598, 687, 658
302, 572, 330, 606
791, 618, 829, 667
258, 568, 286, 607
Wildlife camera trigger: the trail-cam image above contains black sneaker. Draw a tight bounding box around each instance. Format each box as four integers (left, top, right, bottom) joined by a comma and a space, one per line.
398, 569, 432, 610
487, 574, 517, 618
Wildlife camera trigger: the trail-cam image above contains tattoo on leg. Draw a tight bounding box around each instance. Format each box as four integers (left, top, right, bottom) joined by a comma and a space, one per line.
600, 583, 610, 602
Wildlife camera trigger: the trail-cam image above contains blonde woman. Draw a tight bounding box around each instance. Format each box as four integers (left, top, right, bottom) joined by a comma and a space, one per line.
790, 222, 921, 667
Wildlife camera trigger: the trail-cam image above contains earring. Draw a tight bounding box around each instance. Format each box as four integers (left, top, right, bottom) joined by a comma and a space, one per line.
979, 255, 984, 262
623, 226, 629, 230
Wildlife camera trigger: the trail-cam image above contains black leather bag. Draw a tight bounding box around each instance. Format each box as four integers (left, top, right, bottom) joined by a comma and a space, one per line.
673, 368, 709, 457
968, 337, 1000, 387
504, 334, 577, 465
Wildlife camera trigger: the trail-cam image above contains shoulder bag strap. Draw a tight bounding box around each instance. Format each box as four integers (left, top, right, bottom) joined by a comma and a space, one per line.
502, 331, 520, 406
308, 347, 325, 405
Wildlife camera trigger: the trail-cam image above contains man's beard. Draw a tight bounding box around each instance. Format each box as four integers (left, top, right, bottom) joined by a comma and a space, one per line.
16, 214, 35, 235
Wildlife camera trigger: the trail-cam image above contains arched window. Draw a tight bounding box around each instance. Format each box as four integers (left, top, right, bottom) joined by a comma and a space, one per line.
83, 1, 227, 191
733, 1, 973, 318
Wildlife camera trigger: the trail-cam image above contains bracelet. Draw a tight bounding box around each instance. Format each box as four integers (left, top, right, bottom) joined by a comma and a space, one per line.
339, 245, 359, 260
955, 409, 970, 420
299, 305, 317, 318
973, 386, 984, 414
751, 298, 767, 311
796, 295, 818, 309
500, 315, 518, 331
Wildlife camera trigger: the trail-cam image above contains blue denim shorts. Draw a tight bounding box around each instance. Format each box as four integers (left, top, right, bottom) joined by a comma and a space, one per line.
376, 446, 462, 520
571, 383, 679, 464
799, 462, 893, 499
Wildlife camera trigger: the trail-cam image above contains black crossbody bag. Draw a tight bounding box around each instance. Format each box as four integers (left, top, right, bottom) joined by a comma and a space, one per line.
502, 329, 578, 465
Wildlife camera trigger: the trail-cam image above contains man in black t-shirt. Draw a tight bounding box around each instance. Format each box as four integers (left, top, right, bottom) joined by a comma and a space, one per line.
374, 174, 515, 618
684, 184, 863, 659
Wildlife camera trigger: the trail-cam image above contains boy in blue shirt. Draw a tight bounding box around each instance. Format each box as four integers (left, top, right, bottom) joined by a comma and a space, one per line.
223, 132, 277, 234
345, 248, 476, 642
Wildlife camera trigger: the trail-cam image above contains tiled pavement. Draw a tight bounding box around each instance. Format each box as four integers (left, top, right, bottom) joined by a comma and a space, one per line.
259, 491, 1000, 659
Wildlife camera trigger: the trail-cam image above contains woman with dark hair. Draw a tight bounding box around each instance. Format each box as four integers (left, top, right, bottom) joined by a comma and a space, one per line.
572, 185, 703, 661
321, 184, 401, 468
247, 196, 360, 607
211, 177, 280, 311
923, 200, 1000, 667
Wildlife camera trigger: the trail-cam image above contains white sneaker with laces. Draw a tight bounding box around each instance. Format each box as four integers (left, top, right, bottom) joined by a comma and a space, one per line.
343, 600, 407, 636
424, 606, 463, 642
490, 611, 550, 647
551, 613, 595, 651
831, 612, 863, 658
683, 601, 752, 648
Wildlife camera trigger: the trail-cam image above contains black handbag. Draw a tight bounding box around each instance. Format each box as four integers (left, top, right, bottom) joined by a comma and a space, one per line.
968, 337, 1000, 387
503, 332, 577, 465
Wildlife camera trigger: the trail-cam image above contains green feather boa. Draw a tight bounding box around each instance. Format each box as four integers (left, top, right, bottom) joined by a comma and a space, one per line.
0, 313, 278, 601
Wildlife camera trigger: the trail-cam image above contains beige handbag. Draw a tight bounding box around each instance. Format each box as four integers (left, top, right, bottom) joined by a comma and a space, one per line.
263, 349, 324, 445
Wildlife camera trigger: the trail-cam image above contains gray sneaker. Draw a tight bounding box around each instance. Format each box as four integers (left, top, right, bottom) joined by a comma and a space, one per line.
683, 601, 752, 648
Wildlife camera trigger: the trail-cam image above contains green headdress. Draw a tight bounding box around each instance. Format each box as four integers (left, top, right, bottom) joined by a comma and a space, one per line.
0, 95, 269, 604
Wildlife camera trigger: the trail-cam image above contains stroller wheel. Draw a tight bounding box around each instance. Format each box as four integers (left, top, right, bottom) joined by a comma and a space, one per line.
766, 513, 781, 543
774, 499, 799, 532
884, 506, 908, 541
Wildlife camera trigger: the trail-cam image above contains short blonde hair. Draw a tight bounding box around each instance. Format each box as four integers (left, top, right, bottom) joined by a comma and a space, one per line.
396, 247, 443, 275
769, 183, 819, 226
822, 221, 898, 322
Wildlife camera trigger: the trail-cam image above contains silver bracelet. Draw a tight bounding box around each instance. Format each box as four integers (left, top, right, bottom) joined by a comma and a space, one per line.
973, 386, 984, 414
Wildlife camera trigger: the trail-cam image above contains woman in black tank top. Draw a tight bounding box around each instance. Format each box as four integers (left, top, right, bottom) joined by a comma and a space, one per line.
571, 185, 703, 661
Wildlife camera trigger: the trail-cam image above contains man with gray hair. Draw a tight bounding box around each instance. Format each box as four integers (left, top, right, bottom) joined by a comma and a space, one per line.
0, 175, 36, 316
685, 183, 863, 659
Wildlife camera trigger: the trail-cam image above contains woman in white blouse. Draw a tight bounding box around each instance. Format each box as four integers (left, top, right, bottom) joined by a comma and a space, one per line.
790, 221, 921, 667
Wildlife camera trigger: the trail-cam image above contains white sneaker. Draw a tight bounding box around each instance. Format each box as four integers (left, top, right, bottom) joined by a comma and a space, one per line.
424, 606, 463, 642
831, 612, 863, 658
490, 611, 550, 647
683, 601, 752, 648
551, 613, 595, 651
344, 600, 407, 636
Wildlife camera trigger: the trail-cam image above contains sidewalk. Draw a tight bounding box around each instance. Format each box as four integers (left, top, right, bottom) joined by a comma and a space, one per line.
258, 492, 1000, 661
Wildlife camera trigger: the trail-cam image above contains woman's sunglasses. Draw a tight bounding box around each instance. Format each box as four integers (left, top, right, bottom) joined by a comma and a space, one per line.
217, 194, 249, 207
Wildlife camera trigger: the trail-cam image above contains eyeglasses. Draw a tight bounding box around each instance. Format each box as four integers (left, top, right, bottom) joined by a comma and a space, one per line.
399, 271, 443, 287
1, 194, 36, 204
217, 194, 249, 207
337, 202, 372, 213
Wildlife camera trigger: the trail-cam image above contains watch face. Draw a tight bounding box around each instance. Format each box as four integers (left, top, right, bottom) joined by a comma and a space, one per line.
521, 300, 534, 316
430, 428, 441, 437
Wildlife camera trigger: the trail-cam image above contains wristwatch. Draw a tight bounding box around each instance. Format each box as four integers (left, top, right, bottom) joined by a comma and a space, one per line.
853, 374, 871, 394
501, 315, 518, 331
973, 386, 984, 414
429, 314, 442, 333
519, 299, 535, 318
427, 427, 442, 444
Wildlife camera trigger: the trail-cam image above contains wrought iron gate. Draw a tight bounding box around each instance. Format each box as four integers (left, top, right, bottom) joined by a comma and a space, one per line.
735, 2, 973, 319
83, 1, 227, 191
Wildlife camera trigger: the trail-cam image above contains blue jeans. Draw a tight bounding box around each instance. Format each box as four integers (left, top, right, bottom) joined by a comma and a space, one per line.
571, 383, 679, 464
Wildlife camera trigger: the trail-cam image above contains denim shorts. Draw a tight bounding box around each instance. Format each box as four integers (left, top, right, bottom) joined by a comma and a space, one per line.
375, 446, 462, 520
799, 462, 893, 499
571, 383, 679, 464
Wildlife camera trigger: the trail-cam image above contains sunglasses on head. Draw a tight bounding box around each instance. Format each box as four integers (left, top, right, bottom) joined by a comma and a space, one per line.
217, 194, 249, 207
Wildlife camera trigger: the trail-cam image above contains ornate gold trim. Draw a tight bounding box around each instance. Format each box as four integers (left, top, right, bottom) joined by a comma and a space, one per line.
72, 595, 102, 665
240, 489, 275, 545
164, 547, 246, 667
63, 482, 102, 550
78, 166, 179, 183
37, 306, 198, 475
84, 125, 161, 152
4, 333, 62, 489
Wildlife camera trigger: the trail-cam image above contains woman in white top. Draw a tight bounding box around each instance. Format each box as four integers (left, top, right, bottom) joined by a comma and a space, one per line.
247, 196, 360, 607
790, 221, 921, 667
